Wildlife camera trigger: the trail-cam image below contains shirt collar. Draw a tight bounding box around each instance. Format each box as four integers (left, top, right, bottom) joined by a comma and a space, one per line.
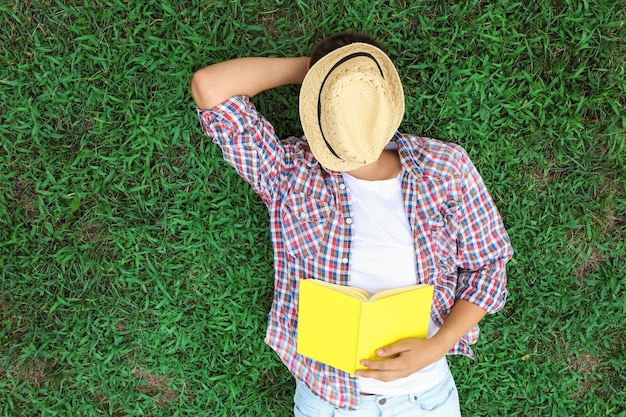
392, 132, 424, 180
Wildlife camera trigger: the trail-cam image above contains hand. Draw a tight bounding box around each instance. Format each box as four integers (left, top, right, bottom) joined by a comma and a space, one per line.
355, 337, 448, 382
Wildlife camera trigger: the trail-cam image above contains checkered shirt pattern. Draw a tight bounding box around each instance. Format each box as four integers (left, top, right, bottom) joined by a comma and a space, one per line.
197, 96, 513, 411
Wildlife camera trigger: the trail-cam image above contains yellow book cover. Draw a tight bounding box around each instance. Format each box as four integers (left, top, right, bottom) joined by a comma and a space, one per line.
296, 279, 434, 375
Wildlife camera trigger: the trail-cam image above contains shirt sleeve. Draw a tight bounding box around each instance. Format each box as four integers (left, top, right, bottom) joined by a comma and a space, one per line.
196, 96, 283, 204
455, 146, 513, 314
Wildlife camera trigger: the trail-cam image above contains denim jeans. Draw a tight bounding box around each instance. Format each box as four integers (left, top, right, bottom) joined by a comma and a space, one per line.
294, 372, 461, 417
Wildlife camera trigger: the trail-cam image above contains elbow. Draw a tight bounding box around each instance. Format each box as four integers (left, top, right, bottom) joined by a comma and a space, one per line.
191, 68, 226, 110
191, 69, 213, 110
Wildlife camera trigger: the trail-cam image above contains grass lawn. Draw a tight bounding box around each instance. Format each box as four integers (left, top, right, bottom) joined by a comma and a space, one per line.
1, 0, 625, 415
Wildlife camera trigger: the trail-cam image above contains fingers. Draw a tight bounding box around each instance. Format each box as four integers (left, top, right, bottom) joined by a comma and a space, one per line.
356, 356, 409, 381
355, 339, 426, 381
360, 356, 399, 371
375, 339, 413, 357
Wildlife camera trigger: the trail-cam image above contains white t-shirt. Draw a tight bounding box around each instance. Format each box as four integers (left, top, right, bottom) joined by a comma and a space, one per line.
341, 171, 449, 395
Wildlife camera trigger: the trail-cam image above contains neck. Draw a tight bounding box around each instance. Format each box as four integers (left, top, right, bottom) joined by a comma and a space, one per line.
346, 150, 401, 181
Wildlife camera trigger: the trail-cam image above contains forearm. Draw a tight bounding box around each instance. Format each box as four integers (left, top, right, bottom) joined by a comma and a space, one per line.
191, 56, 310, 110
432, 299, 487, 351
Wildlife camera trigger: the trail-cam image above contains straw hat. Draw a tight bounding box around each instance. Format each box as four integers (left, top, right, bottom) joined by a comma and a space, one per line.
299, 42, 404, 172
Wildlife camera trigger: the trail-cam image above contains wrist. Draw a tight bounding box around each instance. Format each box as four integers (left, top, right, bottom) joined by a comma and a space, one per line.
430, 332, 455, 355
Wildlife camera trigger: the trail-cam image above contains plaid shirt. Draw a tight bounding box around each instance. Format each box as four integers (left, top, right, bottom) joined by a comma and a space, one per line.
197, 96, 513, 411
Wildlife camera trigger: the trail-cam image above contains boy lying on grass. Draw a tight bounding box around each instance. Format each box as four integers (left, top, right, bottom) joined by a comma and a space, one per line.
191, 31, 513, 415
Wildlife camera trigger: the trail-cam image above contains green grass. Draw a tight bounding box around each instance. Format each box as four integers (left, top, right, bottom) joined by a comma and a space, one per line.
1, 0, 625, 415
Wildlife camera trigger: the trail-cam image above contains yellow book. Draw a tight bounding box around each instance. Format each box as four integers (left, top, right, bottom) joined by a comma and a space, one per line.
296, 279, 434, 375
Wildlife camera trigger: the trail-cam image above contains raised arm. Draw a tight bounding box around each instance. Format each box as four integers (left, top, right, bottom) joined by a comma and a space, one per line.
191, 57, 310, 110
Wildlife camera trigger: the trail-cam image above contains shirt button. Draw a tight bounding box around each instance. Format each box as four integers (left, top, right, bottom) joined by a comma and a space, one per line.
339, 183, 346, 190
342, 257, 349, 264
378, 398, 387, 405
345, 218, 352, 224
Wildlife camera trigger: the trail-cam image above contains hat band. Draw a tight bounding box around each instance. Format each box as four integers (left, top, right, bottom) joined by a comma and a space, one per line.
317, 52, 385, 161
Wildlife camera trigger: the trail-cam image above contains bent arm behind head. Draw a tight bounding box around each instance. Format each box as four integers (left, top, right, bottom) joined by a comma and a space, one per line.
191, 56, 310, 110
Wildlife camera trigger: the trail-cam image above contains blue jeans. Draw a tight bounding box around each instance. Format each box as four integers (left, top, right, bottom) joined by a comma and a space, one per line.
294, 372, 461, 416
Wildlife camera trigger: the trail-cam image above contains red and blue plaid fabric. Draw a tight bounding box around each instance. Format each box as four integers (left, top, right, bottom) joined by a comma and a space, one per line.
197, 96, 513, 411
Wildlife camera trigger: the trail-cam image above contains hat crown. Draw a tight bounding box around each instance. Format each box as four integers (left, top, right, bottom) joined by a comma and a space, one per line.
321, 64, 394, 162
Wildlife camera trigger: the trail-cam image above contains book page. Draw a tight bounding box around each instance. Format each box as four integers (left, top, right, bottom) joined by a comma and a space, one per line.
369, 284, 430, 301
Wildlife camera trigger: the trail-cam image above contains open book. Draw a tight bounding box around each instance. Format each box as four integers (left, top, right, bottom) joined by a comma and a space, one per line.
296, 279, 434, 375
